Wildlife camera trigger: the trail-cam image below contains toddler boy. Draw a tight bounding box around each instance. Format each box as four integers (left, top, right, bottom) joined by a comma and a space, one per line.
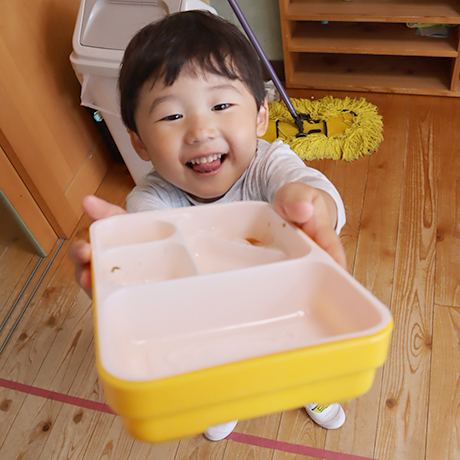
69, 10, 347, 440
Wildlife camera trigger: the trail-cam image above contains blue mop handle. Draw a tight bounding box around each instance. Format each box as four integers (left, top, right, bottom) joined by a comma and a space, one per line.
225, 0, 298, 120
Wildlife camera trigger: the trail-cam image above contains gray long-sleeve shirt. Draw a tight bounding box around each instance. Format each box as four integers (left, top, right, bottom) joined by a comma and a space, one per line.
127, 139, 346, 233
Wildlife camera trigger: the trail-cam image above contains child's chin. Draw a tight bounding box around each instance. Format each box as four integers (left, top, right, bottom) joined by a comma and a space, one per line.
189, 193, 225, 204
185, 189, 228, 203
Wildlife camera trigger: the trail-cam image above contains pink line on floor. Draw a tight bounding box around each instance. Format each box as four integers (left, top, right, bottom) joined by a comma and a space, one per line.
1, 378, 375, 459
227, 431, 375, 460
0, 377, 114, 414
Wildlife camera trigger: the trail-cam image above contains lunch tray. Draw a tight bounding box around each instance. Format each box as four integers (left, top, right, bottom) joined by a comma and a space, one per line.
90, 201, 393, 442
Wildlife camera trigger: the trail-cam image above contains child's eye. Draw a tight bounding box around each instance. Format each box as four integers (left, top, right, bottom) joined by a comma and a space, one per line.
161, 114, 183, 121
212, 103, 231, 111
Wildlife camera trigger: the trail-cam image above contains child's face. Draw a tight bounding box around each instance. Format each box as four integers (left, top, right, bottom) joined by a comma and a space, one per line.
129, 68, 268, 202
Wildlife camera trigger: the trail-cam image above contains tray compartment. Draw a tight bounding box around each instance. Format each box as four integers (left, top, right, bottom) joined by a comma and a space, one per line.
93, 214, 176, 246
182, 201, 311, 273
100, 242, 199, 285
188, 234, 294, 273
97, 260, 387, 382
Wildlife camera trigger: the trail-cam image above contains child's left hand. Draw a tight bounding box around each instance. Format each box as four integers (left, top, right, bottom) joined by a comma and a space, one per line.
67, 195, 127, 297
273, 182, 346, 269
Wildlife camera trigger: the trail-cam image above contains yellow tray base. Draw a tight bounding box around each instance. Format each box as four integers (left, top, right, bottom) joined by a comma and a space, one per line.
97, 321, 393, 443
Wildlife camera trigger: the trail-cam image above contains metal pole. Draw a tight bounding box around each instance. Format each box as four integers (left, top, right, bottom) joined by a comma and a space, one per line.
225, 0, 299, 122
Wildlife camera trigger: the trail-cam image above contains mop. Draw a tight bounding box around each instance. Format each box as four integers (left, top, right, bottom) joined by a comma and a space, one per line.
226, 0, 383, 161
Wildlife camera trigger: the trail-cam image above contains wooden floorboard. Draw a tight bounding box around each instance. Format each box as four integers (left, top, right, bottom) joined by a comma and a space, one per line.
426, 305, 460, 459
374, 95, 438, 460
0, 92, 459, 459
324, 92, 408, 459
435, 97, 460, 308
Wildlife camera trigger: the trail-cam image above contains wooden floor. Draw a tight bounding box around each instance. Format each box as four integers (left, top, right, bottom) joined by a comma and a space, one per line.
0, 90, 459, 460
0, 200, 42, 354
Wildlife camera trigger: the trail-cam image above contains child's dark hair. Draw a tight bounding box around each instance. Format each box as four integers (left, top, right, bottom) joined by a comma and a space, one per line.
119, 10, 266, 134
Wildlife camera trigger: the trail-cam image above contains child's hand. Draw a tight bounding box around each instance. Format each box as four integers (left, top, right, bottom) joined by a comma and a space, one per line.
273, 182, 347, 269
67, 195, 126, 297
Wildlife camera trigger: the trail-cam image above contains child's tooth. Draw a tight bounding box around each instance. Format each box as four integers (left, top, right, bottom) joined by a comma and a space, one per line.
189, 154, 221, 165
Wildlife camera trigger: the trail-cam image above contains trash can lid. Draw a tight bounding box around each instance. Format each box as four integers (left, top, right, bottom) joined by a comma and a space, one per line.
79, 0, 181, 51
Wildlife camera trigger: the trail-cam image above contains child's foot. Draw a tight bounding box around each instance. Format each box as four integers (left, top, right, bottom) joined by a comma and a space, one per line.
305, 403, 345, 429
204, 420, 238, 441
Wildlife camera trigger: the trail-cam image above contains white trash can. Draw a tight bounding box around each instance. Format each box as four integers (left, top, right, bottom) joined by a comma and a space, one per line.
70, 0, 217, 184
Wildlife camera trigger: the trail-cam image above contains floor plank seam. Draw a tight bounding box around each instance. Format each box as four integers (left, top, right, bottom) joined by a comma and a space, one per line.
0, 239, 65, 356
0, 257, 44, 337
351, 156, 371, 276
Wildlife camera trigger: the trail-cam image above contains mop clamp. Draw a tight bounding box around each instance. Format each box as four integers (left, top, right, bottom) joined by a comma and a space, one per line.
293, 113, 307, 137
293, 113, 323, 137
264, 106, 356, 145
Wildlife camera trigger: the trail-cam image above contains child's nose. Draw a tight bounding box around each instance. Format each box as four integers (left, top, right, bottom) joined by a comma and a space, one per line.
184, 114, 218, 144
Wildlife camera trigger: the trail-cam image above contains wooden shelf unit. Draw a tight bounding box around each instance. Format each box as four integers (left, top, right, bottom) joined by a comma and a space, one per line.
279, 0, 460, 96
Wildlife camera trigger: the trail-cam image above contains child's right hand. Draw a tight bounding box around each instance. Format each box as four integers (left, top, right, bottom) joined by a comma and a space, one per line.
67, 195, 126, 298
273, 182, 346, 269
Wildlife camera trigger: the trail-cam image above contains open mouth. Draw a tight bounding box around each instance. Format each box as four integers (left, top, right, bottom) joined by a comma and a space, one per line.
186, 153, 226, 173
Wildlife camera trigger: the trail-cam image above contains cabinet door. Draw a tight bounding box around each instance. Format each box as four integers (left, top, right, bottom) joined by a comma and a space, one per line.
0, 144, 57, 255
0, 0, 111, 239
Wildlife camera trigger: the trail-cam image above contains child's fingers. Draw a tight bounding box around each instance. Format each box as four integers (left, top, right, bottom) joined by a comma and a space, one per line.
273, 182, 314, 222
76, 266, 93, 297
280, 201, 315, 225
302, 222, 347, 269
67, 196, 125, 300
67, 239, 91, 265
67, 240, 93, 297
82, 195, 127, 221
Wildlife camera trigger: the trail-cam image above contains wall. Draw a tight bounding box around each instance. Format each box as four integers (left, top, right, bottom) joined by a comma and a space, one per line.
210, 0, 283, 61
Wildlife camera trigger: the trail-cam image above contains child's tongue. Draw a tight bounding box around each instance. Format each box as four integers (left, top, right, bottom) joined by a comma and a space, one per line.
191, 158, 221, 173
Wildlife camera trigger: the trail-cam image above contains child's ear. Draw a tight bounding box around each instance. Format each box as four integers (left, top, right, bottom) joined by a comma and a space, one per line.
256, 99, 269, 137
128, 129, 150, 161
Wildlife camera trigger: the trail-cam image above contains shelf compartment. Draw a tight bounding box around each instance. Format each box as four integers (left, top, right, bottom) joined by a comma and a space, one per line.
288, 22, 459, 57
284, 0, 460, 24
287, 53, 454, 95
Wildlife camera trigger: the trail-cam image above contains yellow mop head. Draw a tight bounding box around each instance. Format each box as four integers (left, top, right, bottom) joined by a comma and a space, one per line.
261, 96, 383, 162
